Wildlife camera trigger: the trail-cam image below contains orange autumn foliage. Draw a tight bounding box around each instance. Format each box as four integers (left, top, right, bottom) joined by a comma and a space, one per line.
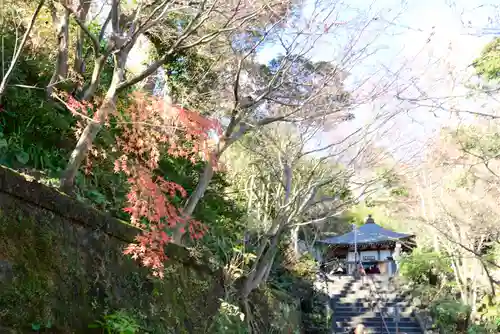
63, 90, 221, 278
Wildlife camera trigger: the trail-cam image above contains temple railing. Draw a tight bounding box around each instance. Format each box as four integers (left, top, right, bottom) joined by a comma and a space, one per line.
367, 275, 391, 334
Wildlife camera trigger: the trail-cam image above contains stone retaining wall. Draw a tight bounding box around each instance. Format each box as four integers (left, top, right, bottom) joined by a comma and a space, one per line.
0, 166, 223, 333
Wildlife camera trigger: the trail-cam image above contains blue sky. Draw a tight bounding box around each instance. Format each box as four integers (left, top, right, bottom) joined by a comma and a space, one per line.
258, 0, 496, 75
256, 0, 499, 161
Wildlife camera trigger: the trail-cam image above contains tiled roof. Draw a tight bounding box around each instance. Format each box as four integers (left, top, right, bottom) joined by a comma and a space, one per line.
318, 216, 413, 245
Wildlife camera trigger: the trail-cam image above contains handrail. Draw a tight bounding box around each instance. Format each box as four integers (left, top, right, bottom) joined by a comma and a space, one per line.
367, 275, 391, 334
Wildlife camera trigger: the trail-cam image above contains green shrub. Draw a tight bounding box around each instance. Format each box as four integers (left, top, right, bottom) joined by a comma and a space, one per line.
475, 295, 500, 333
468, 324, 489, 334
431, 299, 471, 333
89, 310, 141, 334
399, 248, 451, 286
210, 299, 248, 334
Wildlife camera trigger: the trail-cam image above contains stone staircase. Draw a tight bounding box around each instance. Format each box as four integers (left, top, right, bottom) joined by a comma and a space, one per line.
328, 275, 422, 334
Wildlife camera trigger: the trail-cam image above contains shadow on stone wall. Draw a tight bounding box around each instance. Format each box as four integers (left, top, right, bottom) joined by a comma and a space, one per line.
0, 166, 224, 333
254, 247, 332, 334
273, 267, 332, 334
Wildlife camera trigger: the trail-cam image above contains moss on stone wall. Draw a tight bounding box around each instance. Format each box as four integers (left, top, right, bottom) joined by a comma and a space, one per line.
0, 166, 223, 333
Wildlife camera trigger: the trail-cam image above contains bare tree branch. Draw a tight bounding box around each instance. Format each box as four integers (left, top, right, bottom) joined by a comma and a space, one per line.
0, 0, 45, 100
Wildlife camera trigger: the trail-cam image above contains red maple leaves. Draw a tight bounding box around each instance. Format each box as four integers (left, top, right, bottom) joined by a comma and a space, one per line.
120, 167, 207, 277
65, 91, 219, 278
114, 92, 217, 277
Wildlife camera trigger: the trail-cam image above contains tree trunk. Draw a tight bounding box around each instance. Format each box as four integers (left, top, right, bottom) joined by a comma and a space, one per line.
47, 6, 70, 96
240, 228, 283, 299
470, 276, 478, 316
262, 251, 276, 283
241, 251, 273, 298
185, 156, 215, 214
59, 94, 115, 192
0, 0, 45, 100
173, 127, 250, 244
81, 54, 107, 100
451, 257, 467, 304
60, 51, 127, 191
172, 153, 216, 243
291, 226, 300, 258
74, 0, 92, 76
241, 297, 254, 334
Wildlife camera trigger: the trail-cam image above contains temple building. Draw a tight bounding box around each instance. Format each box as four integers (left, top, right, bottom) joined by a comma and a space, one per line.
318, 215, 415, 276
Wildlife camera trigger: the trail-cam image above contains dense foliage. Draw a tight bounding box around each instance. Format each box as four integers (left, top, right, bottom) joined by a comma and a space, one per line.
473, 37, 500, 81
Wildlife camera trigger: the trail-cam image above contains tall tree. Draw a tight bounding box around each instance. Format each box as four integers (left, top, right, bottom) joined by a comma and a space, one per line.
46, 0, 70, 96
57, 0, 290, 190
171, 50, 353, 242
223, 122, 374, 307
406, 127, 500, 311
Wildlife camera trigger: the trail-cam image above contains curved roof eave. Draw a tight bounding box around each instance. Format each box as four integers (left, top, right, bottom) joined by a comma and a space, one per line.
318, 224, 414, 245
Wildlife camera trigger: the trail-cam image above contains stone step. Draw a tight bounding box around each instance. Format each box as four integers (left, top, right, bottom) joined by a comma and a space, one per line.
342, 329, 422, 334
331, 287, 411, 297
334, 301, 413, 308
334, 303, 413, 310
327, 276, 422, 333
336, 322, 421, 331
334, 311, 415, 318
326, 277, 398, 284
327, 277, 406, 284
356, 328, 422, 334
334, 307, 414, 313
330, 284, 409, 292
333, 287, 411, 294
330, 286, 372, 293
333, 307, 415, 317
334, 296, 412, 304
333, 322, 422, 334
330, 285, 382, 293
336, 319, 418, 326
334, 296, 410, 303
338, 316, 419, 323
